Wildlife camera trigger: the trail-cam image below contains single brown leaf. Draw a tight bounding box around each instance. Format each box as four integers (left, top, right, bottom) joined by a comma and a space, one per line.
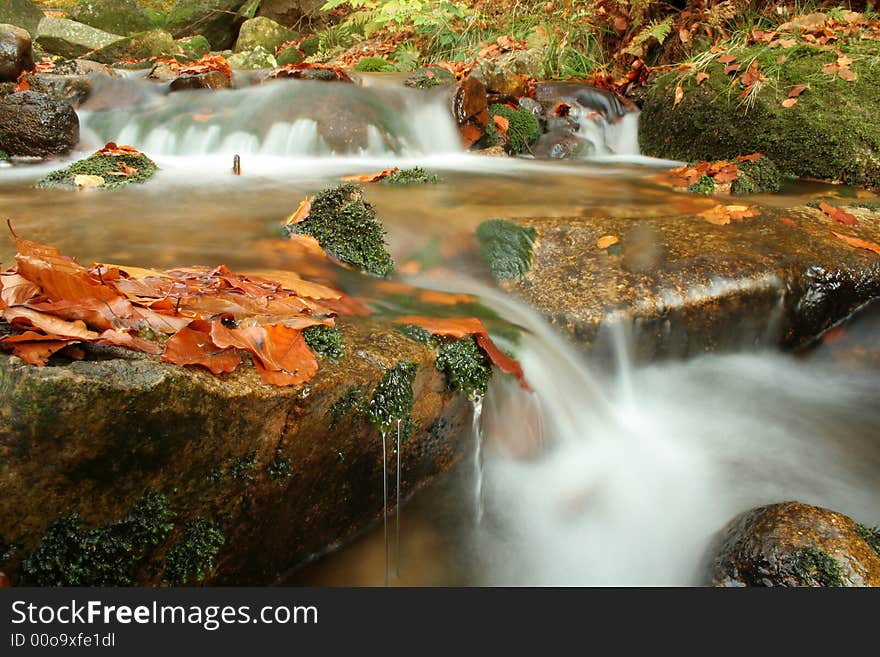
818, 201, 858, 225
285, 198, 312, 225
2, 306, 99, 339
695, 72, 710, 85
596, 235, 620, 249
779, 216, 796, 227
492, 114, 510, 134
161, 325, 242, 374
340, 167, 400, 183
831, 231, 880, 256
788, 84, 808, 97
782, 97, 799, 108
673, 85, 684, 106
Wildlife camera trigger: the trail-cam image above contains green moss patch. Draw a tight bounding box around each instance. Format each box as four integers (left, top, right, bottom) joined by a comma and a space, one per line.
37, 153, 158, 190
286, 184, 394, 278
476, 219, 536, 280
163, 518, 224, 585
855, 523, 880, 557
790, 547, 845, 587
20, 492, 175, 586
303, 325, 345, 360
368, 361, 417, 435
354, 56, 395, 72
688, 174, 715, 195
641, 44, 880, 187
327, 385, 365, 429
0, 150, 9, 163
732, 157, 782, 195
487, 104, 541, 154
382, 167, 441, 185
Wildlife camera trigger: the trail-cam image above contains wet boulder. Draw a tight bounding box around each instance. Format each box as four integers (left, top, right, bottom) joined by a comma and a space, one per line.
453, 75, 488, 148
531, 129, 593, 159
711, 502, 880, 587
0, 317, 470, 585
169, 70, 230, 91
71, 0, 154, 37
34, 17, 119, 60
165, 0, 249, 51
0, 22, 32, 82
0, 90, 78, 156
641, 44, 880, 188
234, 16, 296, 54
470, 48, 542, 97
21, 58, 118, 104
83, 29, 180, 65
0, 0, 43, 37
176, 34, 210, 61
476, 204, 880, 359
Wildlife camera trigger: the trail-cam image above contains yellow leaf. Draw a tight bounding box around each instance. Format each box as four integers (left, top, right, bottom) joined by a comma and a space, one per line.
73, 174, 105, 189
596, 235, 619, 249
782, 97, 798, 108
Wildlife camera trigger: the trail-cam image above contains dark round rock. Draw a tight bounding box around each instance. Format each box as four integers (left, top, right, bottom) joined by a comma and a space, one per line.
0, 90, 79, 156
0, 23, 33, 82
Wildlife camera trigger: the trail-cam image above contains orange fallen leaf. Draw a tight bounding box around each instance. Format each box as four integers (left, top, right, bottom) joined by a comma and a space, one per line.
673, 85, 684, 106
831, 231, 880, 256
818, 201, 858, 226
492, 115, 510, 134
596, 235, 620, 249
779, 216, 796, 227
162, 325, 242, 374
782, 97, 799, 108
285, 197, 312, 225
695, 72, 710, 85
341, 167, 400, 183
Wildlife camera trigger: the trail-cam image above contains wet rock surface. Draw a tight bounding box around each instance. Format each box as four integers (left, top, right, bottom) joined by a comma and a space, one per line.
169, 69, 230, 91
479, 205, 880, 358
234, 16, 295, 54
0, 22, 31, 82
34, 16, 119, 60
83, 28, 179, 65
165, 0, 249, 51
453, 76, 488, 148
711, 502, 880, 587
0, 90, 78, 156
0, 317, 470, 585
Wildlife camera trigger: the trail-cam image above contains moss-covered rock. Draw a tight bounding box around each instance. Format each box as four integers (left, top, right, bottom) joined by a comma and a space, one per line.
731, 156, 783, 195
382, 166, 440, 185
165, 0, 249, 50
641, 44, 880, 188
274, 43, 302, 65
227, 45, 275, 69
856, 523, 880, 557
688, 174, 715, 195
71, 0, 154, 37
37, 151, 157, 190
404, 66, 455, 89
0, 0, 44, 38
83, 28, 179, 65
234, 16, 295, 54
0, 316, 470, 585
487, 103, 540, 155
286, 184, 394, 278
34, 17, 119, 60
476, 218, 536, 280
354, 56, 394, 73
712, 502, 880, 587
176, 34, 210, 60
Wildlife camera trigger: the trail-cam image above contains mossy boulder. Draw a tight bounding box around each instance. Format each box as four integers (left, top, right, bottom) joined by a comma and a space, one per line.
176, 34, 210, 60
274, 43, 302, 66
486, 103, 540, 155
478, 204, 880, 358
0, 22, 32, 82
37, 151, 158, 189
381, 167, 440, 186
0, 316, 471, 585
286, 184, 394, 278
354, 56, 395, 73
712, 502, 880, 587
234, 16, 295, 54
0, 0, 43, 37
470, 48, 543, 96
405, 66, 455, 89
83, 29, 180, 65
227, 45, 275, 69
641, 44, 880, 188
165, 0, 249, 51
71, 0, 154, 37
34, 17, 119, 60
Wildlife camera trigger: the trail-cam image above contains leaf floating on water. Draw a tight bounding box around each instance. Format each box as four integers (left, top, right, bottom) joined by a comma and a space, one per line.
340, 168, 400, 183
818, 201, 858, 226
831, 231, 880, 256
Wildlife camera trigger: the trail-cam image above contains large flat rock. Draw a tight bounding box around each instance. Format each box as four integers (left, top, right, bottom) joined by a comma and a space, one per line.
0, 317, 470, 585
35, 17, 119, 60
478, 204, 880, 358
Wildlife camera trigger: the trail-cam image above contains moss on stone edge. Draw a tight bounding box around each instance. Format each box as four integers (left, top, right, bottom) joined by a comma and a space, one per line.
487, 104, 541, 154
20, 492, 175, 586
397, 325, 492, 401
286, 184, 394, 278
368, 361, 417, 435
37, 153, 158, 190
688, 174, 715, 195
327, 385, 365, 429
381, 167, 441, 185
476, 219, 536, 280
789, 547, 845, 587
303, 325, 345, 361
855, 523, 880, 557
0, 150, 9, 163
731, 157, 782, 195
355, 56, 395, 72
163, 518, 225, 585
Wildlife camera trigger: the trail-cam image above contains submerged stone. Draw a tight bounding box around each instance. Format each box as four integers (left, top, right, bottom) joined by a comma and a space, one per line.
712, 502, 880, 587
0, 317, 469, 585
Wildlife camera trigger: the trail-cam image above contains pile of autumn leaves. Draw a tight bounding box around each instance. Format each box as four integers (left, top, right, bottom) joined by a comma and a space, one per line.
0, 229, 526, 388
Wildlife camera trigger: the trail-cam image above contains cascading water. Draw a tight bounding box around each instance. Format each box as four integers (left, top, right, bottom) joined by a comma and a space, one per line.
471, 395, 485, 524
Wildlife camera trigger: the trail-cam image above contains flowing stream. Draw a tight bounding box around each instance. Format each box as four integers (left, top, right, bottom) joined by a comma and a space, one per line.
1, 76, 878, 586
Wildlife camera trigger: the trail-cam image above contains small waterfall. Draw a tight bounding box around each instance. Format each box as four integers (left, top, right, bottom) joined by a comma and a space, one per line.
471, 395, 485, 524
78, 77, 463, 158
381, 430, 389, 586
395, 418, 402, 579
